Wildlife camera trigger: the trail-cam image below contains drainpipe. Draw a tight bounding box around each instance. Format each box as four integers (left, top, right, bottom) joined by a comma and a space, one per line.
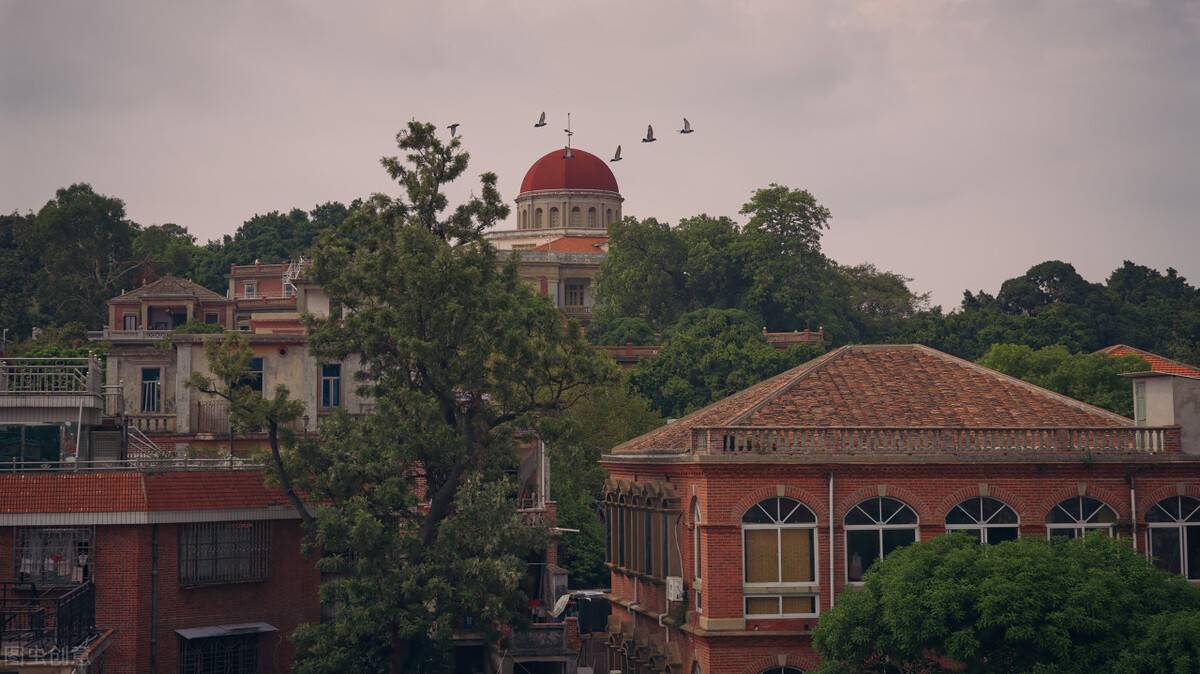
150, 523, 159, 672
828, 472, 835, 609
1127, 473, 1138, 553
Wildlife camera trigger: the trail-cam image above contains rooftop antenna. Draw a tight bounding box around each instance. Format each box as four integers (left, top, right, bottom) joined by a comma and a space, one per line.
563, 112, 574, 159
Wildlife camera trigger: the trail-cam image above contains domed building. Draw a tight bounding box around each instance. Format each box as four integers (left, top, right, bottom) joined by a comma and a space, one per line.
487, 147, 624, 324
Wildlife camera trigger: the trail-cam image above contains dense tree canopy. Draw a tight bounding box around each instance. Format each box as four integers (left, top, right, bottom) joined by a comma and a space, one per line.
977, 344, 1150, 416
812, 534, 1200, 674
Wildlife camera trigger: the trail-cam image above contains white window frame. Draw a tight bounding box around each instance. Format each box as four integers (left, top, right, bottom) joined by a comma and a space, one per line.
1046, 496, 1117, 540
243, 281, 257, 299
1146, 496, 1200, 580
692, 499, 702, 613
945, 497, 1020, 544
741, 498, 820, 619
1133, 380, 1147, 425
843, 497, 920, 585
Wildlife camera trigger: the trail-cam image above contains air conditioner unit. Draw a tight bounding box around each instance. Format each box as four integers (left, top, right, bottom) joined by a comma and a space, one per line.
666, 576, 684, 602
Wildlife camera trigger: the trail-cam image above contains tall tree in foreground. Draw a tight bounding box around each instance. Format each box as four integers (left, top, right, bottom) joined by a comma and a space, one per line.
812, 534, 1200, 674
280, 122, 616, 673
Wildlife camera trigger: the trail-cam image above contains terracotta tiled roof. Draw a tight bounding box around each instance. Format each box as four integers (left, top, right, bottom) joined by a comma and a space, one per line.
110, 275, 231, 304
1099, 344, 1200, 379
531, 237, 608, 253
611, 344, 1131, 455
0, 470, 289, 514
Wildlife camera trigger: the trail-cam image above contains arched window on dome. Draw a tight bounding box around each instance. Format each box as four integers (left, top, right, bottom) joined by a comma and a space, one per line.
606, 208, 614, 224
1147, 495, 1200, 579
1047, 496, 1117, 539
946, 497, 1019, 544
742, 497, 818, 618
569, 206, 582, 227
519, 210, 528, 229
535, 208, 544, 228
845, 497, 918, 582
587, 207, 598, 227
549, 207, 560, 227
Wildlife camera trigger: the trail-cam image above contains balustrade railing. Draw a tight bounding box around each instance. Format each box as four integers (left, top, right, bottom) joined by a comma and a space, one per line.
0, 357, 100, 395
694, 425, 1177, 456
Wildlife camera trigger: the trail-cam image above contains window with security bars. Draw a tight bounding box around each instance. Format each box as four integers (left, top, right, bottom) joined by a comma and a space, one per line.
15, 527, 93, 586
178, 633, 259, 674
179, 521, 270, 587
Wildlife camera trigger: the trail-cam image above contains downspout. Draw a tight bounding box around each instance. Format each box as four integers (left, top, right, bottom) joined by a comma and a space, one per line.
828, 472, 835, 609
1127, 473, 1138, 553
150, 523, 159, 672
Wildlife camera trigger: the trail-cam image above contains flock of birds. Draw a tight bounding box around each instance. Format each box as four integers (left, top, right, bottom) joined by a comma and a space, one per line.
445, 112, 694, 163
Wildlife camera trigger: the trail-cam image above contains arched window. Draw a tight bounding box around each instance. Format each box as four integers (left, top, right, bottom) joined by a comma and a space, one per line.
1147, 495, 1200, 579
606, 208, 614, 224
946, 497, 1019, 544
1047, 496, 1117, 539
570, 206, 582, 226
692, 662, 703, 674
742, 497, 817, 617
845, 497, 918, 582
519, 210, 527, 229
549, 207, 560, 227
587, 207, 598, 227
534, 208, 544, 228
692, 498, 702, 612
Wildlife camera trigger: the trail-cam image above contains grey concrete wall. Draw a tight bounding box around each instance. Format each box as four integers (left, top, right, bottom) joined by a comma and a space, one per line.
1173, 377, 1200, 454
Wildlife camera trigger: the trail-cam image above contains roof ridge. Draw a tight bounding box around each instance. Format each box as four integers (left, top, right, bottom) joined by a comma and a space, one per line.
727, 346, 851, 425
909, 344, 1133, 425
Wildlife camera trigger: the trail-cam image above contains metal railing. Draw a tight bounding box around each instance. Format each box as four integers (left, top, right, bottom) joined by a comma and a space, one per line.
86, 329, 172, 341
0, 357, 101, 396
0, 457, 263, 472
695, 426, 1178, 456
0, 581, 96, 658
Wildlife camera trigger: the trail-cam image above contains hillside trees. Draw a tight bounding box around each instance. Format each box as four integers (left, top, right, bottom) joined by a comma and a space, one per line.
977, 344, 1150, 415
271, 122, 616, 672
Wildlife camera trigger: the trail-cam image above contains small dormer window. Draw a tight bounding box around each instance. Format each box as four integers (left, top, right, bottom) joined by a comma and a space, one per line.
243, 281, 257, 298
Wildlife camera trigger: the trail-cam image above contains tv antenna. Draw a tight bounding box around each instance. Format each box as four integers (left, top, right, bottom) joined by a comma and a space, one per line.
563, 112, 574, 159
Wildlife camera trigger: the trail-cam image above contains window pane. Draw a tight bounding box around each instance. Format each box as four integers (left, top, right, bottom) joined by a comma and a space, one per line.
946, 504, 976, 526
745, 596, 779, 615
882, 527, 917, 556
1148, 497, 1181, 523
1150, 527, 1183, 575
1187, 526, 1200, 580
780, 528, 813, 583
743, 502, 775, 524
1050, 528, 1077, 539
846, 530, 878, 582
985, 527, 1019, 544
781, 595, 815, 615
745, 529, 778, 583
844, 503, 876, 526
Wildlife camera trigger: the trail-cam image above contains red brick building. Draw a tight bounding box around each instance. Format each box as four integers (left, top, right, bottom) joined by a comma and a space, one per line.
0, 467, 318, 674
600, 344, 1200, 674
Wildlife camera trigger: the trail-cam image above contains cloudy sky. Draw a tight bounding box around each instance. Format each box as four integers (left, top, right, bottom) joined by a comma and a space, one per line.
2, 1, 1198, 307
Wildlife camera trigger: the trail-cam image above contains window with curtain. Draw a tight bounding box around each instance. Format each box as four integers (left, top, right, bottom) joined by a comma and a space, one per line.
946, 497, 1019, 544
845, 497, 918, 583
1147, 495, 1200, 579
1047, 496, 1117, 539
742, 497, 817, 617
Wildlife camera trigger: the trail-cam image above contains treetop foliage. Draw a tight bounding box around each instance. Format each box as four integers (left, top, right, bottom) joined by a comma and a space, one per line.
977, 344, 1149, 416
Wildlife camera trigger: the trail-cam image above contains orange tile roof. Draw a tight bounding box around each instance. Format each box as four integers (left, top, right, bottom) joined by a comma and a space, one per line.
1099, 344, 1200, 379
0, 470, 290, 514
531, 236, 608, 253
612, 344, 1130, 455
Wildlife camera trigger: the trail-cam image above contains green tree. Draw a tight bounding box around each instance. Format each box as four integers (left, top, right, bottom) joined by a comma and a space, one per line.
838, 263, 931, 342
813, 534, 1200, 674
275, 122, 616, 673
977, 343, 1149, 416
133, 222, 200, 281
630, 308, 822, 418
538, 382, 662, 587
586, 316, 657, 346
594, 217, 689, 328
677, 214, 749, 310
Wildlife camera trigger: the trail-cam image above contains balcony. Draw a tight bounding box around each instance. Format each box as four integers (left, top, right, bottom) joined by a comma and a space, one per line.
86, 328, 173, 342
0, 358, 104, 427
693, 426, 1180, 458
0, 581, 98, 663
560, 304, 593, 320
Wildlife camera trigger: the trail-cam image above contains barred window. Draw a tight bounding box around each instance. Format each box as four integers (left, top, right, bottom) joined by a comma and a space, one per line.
179, 521, 270, 587
178, 633, 259, 674
15, 527, 93, 586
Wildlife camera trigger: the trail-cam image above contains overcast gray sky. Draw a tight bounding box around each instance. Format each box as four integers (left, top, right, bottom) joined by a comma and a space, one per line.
2, 0, 1198, 308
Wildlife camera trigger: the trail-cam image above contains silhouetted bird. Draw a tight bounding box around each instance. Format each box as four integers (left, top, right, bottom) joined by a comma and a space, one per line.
642, 125, 656, 143
534, 112, 547, 128
610, 145, 622, 162
447, 123, 460, 136
679, 118, 693, 134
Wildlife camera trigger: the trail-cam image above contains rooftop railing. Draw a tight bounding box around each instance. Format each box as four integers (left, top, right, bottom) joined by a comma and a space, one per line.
693, 425, 1178, 457
86, 329, 172, 341
0, 357, 101, 396
0, 457, 263, 473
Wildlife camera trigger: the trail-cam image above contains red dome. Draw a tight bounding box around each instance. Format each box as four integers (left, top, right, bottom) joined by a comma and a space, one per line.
519, 148, 619, 195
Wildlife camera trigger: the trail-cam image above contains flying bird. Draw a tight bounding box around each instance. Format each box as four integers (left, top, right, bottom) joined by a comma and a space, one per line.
610, 145, 622, 162
534, 112, 547, 128
642, 125, 656, 143
447, 123, 460, 136
679, 118, 693, 134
